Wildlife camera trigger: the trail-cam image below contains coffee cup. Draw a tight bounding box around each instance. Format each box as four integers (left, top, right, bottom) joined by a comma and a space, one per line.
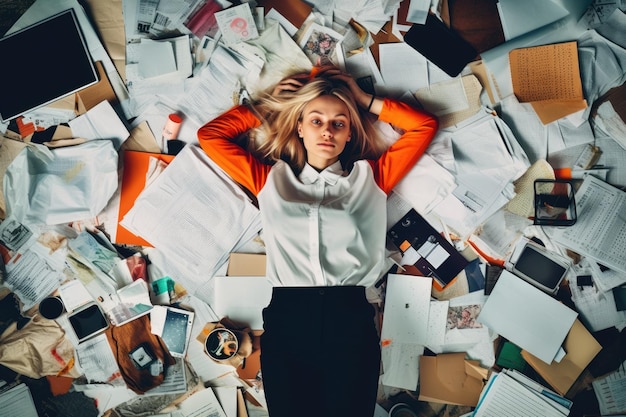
38, 296, 65, 320
389, 403, 418, 417
204, 328, 239, 361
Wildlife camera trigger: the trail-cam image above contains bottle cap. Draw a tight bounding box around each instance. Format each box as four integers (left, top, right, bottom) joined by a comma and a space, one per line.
162, 113, 182, 140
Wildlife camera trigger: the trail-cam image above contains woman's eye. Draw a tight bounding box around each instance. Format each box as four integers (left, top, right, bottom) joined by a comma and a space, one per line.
333, 121, 345, 128
311, 119, 321, 125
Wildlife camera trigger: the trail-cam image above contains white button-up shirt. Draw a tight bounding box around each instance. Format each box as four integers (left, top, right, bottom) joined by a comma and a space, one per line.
258, 160, 387, 287
198, 98, 439, 289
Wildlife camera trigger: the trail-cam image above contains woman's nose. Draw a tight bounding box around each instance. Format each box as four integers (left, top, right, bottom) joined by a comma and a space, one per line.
322, 124, 333, 138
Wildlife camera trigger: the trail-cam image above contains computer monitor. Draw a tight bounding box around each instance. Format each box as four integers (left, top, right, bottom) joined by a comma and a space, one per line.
0, 8, 99, 122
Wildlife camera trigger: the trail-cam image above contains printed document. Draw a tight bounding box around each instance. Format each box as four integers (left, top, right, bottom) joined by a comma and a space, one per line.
474, 370, 569, 416
120, 145, 261, 296
548, 175, 626, 273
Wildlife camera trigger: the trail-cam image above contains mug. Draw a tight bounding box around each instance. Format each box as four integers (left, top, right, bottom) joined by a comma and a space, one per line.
38, 296, 65, 320
205, 328, 239, 361
389, 403, 418, 417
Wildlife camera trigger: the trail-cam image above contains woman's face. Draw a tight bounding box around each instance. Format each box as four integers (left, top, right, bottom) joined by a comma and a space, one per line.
297, 95, 351, 170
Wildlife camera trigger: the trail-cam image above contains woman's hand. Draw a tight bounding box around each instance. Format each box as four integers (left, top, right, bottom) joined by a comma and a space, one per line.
324, 68, 382, 115
271, 76, 306, 96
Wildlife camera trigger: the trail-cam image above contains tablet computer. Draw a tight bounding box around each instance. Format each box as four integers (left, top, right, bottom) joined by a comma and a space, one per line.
68, 302, 109, 343
155, 306, 195, 358
510, 241, 570, 294
0, 9, 99, 122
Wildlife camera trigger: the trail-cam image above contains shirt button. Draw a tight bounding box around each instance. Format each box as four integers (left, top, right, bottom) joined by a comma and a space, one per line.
318, 289, 325, 295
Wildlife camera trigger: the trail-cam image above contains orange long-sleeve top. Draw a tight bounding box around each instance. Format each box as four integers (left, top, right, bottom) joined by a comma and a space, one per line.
197, 98, 439, 197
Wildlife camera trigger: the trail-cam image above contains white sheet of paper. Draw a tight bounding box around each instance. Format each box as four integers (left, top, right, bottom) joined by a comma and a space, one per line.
425, 300, 449, 348
138, 40, 177, 79
478, 270, 577, 363
380, 342, 423, 390
381, 274, 432, 345
214, 3, 259, 45
379, 42, 428, 97
58, 279, 94, 313
212, 386, 238, 417
177, 387, 227, 417
414, 77, 469, 116
265, 8, 298, 37
406, 0, 430, 24
212, 276, 273, 330
497, 0, 569, 41
393, 153, 456, 216
69, 100, 130, 149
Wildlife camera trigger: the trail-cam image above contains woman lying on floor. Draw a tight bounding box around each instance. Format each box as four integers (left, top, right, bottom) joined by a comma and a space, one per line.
198, 66, 438, 417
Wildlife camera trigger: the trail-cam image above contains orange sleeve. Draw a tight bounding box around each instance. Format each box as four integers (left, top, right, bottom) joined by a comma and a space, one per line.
197, 105, 271, 196
369, 98, 439, 194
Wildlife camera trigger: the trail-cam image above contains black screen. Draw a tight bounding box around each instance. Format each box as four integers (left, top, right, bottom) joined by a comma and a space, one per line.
514, 245, 566, 289
69, 304, 108, 341
403, 13, 478, 77
0, 9, 98, 121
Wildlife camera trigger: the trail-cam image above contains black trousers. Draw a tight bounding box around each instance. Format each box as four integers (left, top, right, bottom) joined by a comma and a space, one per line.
260, 286, 381, 417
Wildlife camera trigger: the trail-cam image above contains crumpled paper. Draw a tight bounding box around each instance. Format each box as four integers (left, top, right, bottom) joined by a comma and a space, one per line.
3, 140, 118, 226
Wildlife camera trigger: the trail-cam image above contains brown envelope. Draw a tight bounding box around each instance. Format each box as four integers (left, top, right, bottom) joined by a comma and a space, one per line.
521, 319, 602, 396
418, 352, 489, 406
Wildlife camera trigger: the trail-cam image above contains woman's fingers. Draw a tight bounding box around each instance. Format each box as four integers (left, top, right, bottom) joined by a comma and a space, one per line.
273, 78, 304, 95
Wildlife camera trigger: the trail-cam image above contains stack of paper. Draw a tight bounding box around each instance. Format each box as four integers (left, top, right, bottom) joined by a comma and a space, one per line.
474, 369, 572, 416
547, 175, 626, 274
0, 383, 38, 417
120, 145, 262, 299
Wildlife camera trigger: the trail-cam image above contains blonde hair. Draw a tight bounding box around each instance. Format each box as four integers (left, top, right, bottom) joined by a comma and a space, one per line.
252, 74, 385, 175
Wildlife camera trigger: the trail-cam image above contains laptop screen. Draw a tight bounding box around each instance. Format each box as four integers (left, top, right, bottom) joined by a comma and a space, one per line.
0, 8, 99, 122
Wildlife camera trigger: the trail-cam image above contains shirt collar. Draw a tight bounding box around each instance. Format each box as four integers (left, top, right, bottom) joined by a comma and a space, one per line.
299, 161, 344, 185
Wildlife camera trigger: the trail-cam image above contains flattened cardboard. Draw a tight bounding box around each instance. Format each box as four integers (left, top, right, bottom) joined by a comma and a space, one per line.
120, 121, 161, 154
227, 253, 266, 276
76, 61, 118, 115
82, 0, 127, 80
418, 352, 488, 406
